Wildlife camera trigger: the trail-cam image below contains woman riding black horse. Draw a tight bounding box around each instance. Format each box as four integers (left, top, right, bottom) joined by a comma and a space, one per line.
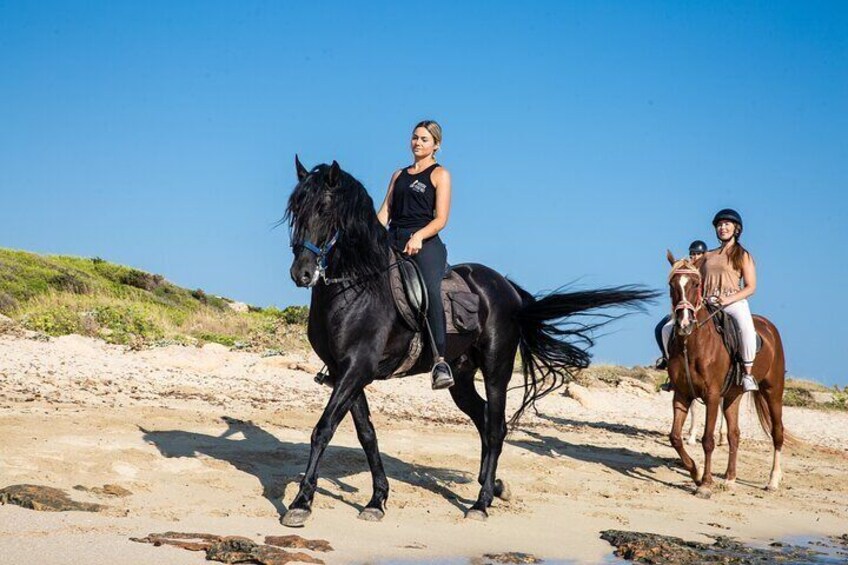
377, 120, 453, 389
283, 158, 657, 526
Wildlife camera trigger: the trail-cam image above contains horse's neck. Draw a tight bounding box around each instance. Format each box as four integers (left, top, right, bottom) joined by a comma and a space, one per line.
685, 309, 723, 352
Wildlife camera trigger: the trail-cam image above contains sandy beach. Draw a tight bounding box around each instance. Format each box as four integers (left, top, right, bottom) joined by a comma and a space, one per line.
1, 330, 846, 564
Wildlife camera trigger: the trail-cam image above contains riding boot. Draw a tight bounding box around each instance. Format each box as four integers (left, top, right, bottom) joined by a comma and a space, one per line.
431, 360, 454, 390
423, 313, 453, 390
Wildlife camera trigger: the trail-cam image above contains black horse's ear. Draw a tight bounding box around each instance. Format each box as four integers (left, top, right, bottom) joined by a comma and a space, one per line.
666, 249, 676, 265
295, 154, 308, 181
327, 160, 341, 188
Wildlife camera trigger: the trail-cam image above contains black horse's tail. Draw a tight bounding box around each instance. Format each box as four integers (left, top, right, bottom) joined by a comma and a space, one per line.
508, 281, 659, 426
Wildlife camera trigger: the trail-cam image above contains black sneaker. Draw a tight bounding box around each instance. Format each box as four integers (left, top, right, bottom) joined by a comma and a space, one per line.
660, 380, 673, 392
654, 356, 668, 370
431, 361, 454, 390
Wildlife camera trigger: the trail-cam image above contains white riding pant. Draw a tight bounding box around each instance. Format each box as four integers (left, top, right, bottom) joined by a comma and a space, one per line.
661, 299, 757, 365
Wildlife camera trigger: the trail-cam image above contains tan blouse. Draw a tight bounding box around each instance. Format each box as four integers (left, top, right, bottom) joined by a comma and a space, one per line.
701, 248, 743, 297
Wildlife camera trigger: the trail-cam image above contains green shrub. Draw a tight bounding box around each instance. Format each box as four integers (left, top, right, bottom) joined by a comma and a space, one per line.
23, 306, 84, 336
0, 292, 18, 314
120, 269, 164, 291
197, 332, 237, 347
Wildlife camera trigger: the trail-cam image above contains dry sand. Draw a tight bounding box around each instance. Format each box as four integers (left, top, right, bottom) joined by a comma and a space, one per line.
1, 331, 846, 564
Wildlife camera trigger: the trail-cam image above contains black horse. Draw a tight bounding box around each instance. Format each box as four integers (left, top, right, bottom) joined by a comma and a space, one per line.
281, 158, 657, 526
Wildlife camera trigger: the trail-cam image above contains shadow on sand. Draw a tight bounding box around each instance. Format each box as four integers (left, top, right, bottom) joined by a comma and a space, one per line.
507, 414, 688, 488
140, 416, 475, 518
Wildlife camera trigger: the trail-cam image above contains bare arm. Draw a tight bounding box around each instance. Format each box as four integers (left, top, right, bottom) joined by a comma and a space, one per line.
405, 168, 451, 254
722, 253, 756, 306
377, 170, 402, 227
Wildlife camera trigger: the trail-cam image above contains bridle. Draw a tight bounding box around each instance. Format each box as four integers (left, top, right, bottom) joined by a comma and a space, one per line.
292, 230, 343, 285
669, 267, 704, 319
668, 265, 726, 401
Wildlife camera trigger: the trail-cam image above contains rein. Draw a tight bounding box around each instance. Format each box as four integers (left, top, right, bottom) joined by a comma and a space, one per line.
294, 230, 390, 286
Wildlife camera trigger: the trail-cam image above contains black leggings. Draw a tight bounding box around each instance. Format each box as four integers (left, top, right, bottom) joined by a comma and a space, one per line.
655, 314, 671, 356
389, 227, 447, 358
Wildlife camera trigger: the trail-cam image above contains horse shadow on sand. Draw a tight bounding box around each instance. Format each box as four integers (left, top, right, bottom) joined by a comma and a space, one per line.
506, 414, 689, 488
140, 416, 475, 518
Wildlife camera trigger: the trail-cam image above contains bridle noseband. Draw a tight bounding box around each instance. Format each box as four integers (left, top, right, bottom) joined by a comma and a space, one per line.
670, 267, 704, 317
293, 230, 341, 285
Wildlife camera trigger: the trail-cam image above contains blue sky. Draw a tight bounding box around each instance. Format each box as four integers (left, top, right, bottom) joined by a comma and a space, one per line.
1, 2, 846, 385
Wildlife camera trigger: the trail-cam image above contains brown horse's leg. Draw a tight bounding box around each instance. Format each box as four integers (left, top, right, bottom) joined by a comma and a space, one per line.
669, 393, 699, 484
695, 395, 721, 499
763, 388, 785, 491
722, 392, 742, 485
717, 410, 727, 446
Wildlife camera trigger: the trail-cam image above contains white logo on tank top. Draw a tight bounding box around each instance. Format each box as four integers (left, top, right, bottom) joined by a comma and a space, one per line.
409, 180, 427, 193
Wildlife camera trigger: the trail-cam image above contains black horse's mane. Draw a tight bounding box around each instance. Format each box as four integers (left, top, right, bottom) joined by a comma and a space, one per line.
285, 163, 389, 280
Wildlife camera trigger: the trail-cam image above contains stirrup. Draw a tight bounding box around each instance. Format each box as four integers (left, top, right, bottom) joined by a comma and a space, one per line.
431, 361, 454, 390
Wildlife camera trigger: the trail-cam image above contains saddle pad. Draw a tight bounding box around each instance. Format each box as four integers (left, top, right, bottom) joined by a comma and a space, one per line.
387, 259, 481, 377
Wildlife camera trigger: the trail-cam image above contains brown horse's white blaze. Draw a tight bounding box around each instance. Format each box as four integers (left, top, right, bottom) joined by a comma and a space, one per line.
664, 253, 790, 498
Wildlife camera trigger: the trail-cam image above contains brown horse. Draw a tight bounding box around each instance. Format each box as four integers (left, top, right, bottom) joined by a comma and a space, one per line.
665, 252, 787, 499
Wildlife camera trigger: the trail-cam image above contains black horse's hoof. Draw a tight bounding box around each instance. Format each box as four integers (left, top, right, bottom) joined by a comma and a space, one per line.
281, 508, 312, 527
357, 507, 385, 522
494, 479, 512, 502
465, 508, 488, 521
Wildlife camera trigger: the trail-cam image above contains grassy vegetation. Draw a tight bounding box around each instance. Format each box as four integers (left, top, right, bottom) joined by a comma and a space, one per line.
574, 363, 846, 412
0, 248, 308, 351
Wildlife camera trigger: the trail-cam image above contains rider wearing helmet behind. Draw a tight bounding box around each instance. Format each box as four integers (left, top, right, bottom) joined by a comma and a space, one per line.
377, 120, 454, 390
655, 240, 708, 390
660, 210, 759, 392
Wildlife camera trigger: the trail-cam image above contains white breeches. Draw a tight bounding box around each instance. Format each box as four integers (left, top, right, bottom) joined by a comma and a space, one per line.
661, 299, 757, 364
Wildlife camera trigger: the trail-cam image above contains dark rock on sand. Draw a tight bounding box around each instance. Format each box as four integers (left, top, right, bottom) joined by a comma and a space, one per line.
73, 484, 133, 498
0, 484, 106, 512
265, 534, 333, 552
130, 532, 325, 564
474, 553, 543, 564
600, 529, 831, 564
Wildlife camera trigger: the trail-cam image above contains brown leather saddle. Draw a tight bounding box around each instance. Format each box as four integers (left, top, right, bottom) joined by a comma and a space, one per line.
707, 305, 763, 391
388, 251, 481, 376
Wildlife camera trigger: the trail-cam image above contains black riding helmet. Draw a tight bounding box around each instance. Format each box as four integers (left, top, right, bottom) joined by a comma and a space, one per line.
688, 240, 708, 254
712, 208, 743, 231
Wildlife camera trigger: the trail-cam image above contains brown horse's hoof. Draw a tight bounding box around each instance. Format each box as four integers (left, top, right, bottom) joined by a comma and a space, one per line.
358, 507, 385, 522
465, 509, 488, 521
281, 508, 312, 527
494, 479, 512, 502
694, 486, 712, 499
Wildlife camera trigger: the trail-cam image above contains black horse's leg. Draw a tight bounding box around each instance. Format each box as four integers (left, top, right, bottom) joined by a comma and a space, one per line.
466, 365, 511, 520
282, 376, 366, 527
448, 368, 489, 484
349, 390, 389, 521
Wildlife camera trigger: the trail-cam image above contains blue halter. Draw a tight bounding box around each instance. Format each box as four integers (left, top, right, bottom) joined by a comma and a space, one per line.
295, 230, 340, 280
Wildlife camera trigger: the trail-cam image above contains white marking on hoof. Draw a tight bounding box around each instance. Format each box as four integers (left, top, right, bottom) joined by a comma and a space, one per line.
357, 508, 385, 522
694, 486, 713, 499
495, 480, 512, 502
465, 509, 488, 521
281, 508, 311, 528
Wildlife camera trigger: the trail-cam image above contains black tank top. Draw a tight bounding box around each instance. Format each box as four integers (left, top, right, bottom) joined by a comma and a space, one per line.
389, 163, 440, 229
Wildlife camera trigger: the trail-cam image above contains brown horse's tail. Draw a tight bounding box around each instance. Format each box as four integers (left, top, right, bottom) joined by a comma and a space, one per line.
752, 390, 800, 447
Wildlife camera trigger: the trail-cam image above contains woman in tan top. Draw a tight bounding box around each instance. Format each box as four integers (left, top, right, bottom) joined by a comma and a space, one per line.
661, 208, 759, 392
